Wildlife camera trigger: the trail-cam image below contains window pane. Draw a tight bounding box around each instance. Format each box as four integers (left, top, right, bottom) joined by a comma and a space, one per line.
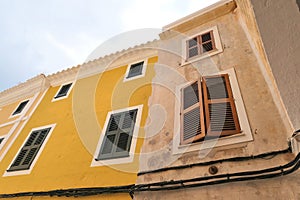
188, 47, 198, 58
188, 38, 198, 48
202, 42, 213, 52
201, 32, 212, 42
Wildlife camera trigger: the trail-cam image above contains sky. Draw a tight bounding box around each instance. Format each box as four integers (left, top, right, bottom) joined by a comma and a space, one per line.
0, 0, 220, 92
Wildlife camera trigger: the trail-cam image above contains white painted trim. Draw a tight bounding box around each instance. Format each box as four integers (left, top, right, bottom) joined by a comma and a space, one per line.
123, 59, 148, 82
51, 81, 75, 102
3, 123, 56, 177
0, 89, 48, 162
91, 105, 143, 167
0, 135, 7, 151
181, 26, 223, 66
172, 68, 253, 155
9, 98, 32, 119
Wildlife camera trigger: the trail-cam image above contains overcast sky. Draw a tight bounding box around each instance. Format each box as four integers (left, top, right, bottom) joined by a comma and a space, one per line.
0, 0, 219, 92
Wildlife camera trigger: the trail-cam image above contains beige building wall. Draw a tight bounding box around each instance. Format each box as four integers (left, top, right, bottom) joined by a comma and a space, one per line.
135, 1, 299, 199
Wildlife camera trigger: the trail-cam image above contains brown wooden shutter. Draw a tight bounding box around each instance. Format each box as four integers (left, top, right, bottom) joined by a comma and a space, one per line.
181, 80, 205, 144
97, 109, 138, 160
202, 74, 241, 137
8, 128, 51, 172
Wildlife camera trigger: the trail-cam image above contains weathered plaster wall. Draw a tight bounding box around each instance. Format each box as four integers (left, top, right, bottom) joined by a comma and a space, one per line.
250, 0, 300, 130
136, 7, 296, 200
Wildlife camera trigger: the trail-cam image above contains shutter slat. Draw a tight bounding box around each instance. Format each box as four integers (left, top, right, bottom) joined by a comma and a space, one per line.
203, 74, 241, 137
181, 80, 205, 144
8, 128, 51, 172
183, 82, 199, 109
97, 109, 137, 160
183, 107, 201, 141
127, 61, 144, 78
101, 135, 116, 154
55, 83, 72, 98
116, 132, 130, 152
12, 100, 29, 115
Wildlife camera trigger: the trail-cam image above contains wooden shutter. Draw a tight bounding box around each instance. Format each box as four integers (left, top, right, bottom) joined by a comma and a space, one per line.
7, 128, 51, 172
55, 83, 72, 98
127, 61, 144, 78
97, 109, 138, 160
181, 80, 205, 144
12, 100, 29, 115
202, 74, 241, 137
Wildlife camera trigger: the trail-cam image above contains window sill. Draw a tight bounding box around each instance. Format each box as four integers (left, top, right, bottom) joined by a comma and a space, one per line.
181, 48, 223, 67
173, 131, 253, 155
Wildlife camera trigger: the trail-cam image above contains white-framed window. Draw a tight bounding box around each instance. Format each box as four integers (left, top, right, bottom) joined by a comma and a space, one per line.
183, 26, 223, 63
52, 82, 73, 101
123, 60, 147, 82
173, 68, 252, 154
3, 124, 56, 177
10, 99, 30, 118
91, 105, 143, 166
0, 137, 4, 145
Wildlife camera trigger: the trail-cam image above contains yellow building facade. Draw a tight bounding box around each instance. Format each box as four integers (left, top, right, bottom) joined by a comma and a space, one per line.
0, 0, 299, 199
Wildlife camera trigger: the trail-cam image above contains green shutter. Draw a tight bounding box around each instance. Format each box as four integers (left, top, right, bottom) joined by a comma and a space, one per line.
96, 109, 138, 160
12, 100, 29, 115
7, 128, 51, 172
55, 83, 72, 99
127, 62, 144, 78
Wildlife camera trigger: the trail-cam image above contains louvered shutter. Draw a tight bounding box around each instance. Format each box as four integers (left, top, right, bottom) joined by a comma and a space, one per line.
181, 80, 205, 144
127, 62, 144, 78
8, 128, 50, 172
12, 100, 29, 115
55, 83, 72, 99
97, 109, 138, 160
202, 74, 240, 137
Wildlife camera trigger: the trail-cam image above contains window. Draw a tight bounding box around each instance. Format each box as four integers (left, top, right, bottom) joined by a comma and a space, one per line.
187, 31, 216, 58
96, 109, 138, 160
54, 83, 73, 99
184, 26, 223, 63
124, 60, 147, 81
0, 137, 4, 144
181, 74, 241, 144
11, 100, 29, 116
7, 127, 51, 172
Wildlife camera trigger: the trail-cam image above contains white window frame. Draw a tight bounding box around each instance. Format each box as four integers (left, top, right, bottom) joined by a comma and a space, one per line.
3, 124, 56, 177
123, 60, 148, 82
182, 26, 223, 65
91, 105, 143, 167
9, 98, 31, 118
52, 82, 74, 102
172, 68, 252, 155
0, 135, 6, 150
